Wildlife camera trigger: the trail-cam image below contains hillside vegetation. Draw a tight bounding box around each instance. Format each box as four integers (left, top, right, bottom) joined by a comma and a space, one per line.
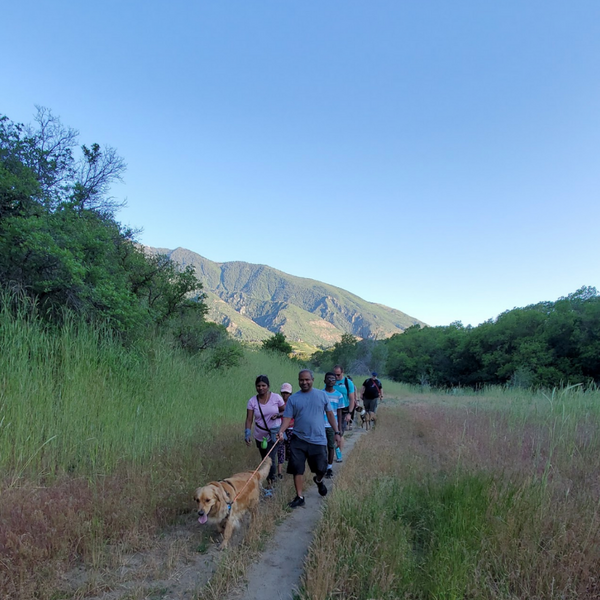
145, 246, 424, 351
0, 109, 231, 357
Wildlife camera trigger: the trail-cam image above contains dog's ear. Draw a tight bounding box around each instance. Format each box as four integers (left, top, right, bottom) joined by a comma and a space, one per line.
210, 483, 226, 503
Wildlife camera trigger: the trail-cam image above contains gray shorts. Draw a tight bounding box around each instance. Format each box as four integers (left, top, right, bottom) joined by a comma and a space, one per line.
364, 398, 378, 413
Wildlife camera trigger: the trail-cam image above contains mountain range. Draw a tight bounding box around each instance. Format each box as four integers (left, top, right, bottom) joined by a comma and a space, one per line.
145, 246, 425, 353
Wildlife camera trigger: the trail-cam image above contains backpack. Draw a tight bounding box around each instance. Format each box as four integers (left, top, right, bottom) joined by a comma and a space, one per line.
341, 376, 353, 413
363, 378, 381, 400
344, 376, 352, 395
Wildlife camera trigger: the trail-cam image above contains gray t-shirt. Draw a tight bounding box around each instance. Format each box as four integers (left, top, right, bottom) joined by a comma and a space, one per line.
283, 388, 332, 445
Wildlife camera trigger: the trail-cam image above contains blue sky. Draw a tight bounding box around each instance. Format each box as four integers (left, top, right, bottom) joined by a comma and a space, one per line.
3, 1, 599, 326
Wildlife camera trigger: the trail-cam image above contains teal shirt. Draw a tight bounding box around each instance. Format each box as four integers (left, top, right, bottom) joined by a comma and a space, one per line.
333, 377, 355, 409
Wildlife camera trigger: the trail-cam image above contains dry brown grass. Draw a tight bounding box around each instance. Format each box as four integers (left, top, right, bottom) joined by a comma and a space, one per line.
0, 423, 295, 599
300, 397, 600, 599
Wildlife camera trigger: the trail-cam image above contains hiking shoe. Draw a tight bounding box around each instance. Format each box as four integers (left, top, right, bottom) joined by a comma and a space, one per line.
288, 495, 305, 508
313, 476, 328, 497
263, 489, 273, 498
324, 468, 334, 479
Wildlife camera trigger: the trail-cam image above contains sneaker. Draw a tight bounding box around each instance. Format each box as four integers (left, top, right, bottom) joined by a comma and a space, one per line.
324, 468, 334, 479
288, 495, 305, 508
263, 489, 273, 498
313, 476, 328, 497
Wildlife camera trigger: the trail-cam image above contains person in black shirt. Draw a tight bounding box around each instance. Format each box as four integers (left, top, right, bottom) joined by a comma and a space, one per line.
360, 372, 383, 414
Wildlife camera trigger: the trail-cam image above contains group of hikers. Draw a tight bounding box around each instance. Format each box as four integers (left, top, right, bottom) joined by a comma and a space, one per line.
244, 366, 383, 508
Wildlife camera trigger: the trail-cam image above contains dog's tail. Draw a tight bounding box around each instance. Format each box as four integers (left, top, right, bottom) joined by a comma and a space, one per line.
257, 458, 272, 483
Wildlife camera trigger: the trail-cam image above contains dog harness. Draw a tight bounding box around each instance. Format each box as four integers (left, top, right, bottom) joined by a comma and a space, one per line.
219, 441, 278, 514
219, 479, 236, 515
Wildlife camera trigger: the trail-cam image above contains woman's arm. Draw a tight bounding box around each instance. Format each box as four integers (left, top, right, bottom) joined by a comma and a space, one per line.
271, 394, 285, 419
245, 408, 254, 430
245, 408, 254, 445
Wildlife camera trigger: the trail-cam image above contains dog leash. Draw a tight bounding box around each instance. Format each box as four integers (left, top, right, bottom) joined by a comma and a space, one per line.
226, 442, 279, 513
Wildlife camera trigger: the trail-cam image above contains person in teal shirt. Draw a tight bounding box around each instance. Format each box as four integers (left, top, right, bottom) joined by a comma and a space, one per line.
323, 372, 343, 478
332, 364, 356, 462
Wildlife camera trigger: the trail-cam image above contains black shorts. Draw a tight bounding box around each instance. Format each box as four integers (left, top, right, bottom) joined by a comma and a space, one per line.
287, 435, 327, 476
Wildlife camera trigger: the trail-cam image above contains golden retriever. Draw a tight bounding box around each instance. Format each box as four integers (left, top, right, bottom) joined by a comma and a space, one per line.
194, 460, 271, 549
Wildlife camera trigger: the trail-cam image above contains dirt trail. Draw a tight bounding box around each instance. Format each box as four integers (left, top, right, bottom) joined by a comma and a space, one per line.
61, 427, 367, 599
227, 427, 366, 600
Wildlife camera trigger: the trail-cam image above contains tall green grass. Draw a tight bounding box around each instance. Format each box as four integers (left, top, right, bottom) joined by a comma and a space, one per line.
0, 302, 301, 480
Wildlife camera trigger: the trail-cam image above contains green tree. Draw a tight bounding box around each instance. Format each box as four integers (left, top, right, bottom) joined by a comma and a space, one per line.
384, 289, 600, 388
262, 332, 293, 355
0, 109, 209, 340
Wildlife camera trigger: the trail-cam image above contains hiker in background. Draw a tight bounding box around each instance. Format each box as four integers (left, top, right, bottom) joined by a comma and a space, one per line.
332, 364, 356, 462
275, 382, 294, 479
276, 370, 341, 508
360, 372, 383, 414
245, 375, 284, 486
323, 372, 344, 479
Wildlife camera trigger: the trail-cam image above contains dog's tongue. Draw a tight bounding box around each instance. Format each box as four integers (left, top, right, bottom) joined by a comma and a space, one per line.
198, 514, 208, 525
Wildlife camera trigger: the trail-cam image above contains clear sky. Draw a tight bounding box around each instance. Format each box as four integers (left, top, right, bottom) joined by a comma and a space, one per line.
3, 1, 599, 327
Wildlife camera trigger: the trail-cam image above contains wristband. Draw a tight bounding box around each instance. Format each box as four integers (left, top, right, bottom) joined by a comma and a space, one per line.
335, 431, 341, 436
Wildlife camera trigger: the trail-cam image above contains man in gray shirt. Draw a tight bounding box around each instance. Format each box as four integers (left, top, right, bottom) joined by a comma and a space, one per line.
277, 370, 341, 508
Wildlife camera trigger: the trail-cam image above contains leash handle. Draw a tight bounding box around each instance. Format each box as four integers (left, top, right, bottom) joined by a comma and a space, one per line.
231, 440, 278, 504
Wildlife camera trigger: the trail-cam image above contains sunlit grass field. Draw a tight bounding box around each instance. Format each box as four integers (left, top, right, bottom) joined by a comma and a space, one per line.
3, 300, 600, 599
300, 385, 600, 599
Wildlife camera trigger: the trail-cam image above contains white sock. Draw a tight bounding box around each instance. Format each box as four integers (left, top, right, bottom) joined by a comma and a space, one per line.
328, 464, 333, 469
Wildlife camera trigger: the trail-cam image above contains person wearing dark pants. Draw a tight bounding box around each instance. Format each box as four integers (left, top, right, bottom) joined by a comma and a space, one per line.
245, 375, 285, 486
276, 370, 341, 508
360, 372, 383, 414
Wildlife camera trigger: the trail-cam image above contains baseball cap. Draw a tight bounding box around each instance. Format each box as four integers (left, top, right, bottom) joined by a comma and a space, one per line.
371, 372, 378, 377
280, 383, 293, 393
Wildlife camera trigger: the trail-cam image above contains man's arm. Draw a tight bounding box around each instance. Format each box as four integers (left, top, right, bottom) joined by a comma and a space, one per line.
349, 388, 356, 413
276, 417, 292, 441
326, 410, 342, 441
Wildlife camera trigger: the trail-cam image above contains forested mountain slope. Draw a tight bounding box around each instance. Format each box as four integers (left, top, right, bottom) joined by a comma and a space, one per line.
145, 246, 424, 348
